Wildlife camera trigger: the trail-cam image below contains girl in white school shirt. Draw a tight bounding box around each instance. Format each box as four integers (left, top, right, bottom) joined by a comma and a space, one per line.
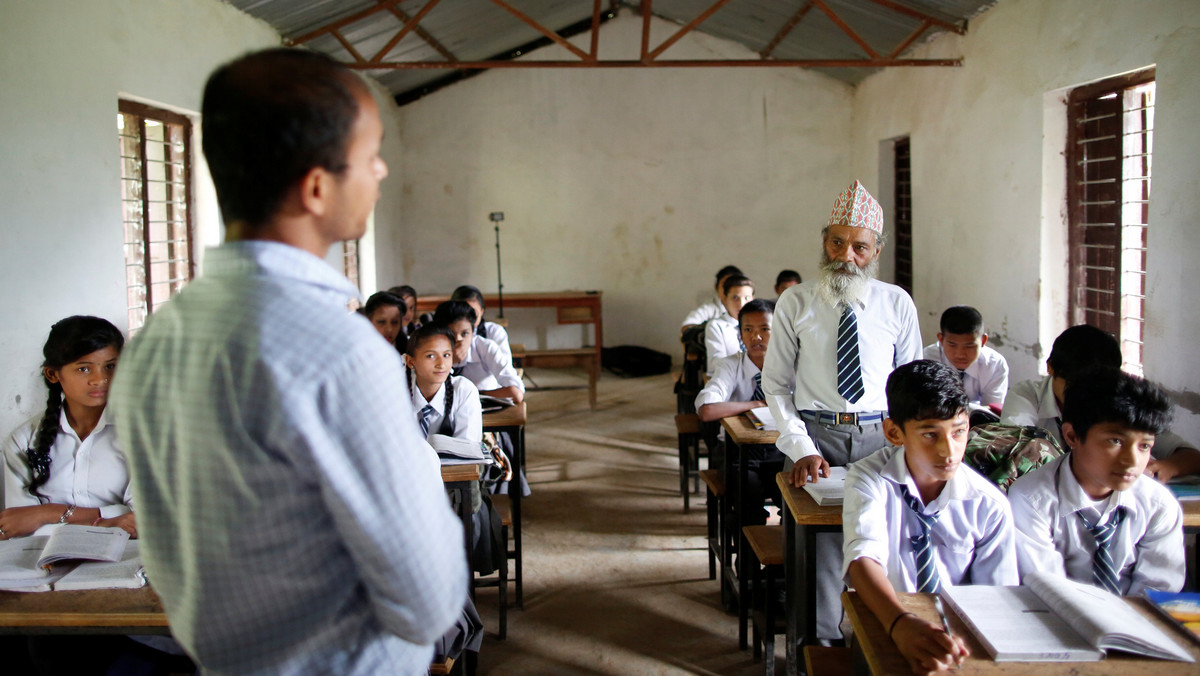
434, 300, 525, 405
451, 284, 513, 361
0, 316, 135, 538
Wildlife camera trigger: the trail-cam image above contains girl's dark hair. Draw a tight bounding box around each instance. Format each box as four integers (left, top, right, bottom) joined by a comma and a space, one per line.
432, 300, 477, 328
387, 285, 417, 301
722, 274, 754, 296
450, 285, 486, 309
27, 316, 124, 501
402, 325, 458, 433
363, 291, 406, 318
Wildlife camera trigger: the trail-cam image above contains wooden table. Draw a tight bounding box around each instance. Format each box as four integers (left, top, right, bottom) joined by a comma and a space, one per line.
0, 587, 169, 635
417, 292, 603, 408
719, 414, 779, 648
483, 401, 527, 607
1182, 500, 1200, 586
777, 472, 844, 676
842, 590, 1200, 675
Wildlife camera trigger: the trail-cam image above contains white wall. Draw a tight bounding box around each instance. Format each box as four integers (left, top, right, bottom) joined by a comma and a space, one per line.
0, 0, 280, 437
850, 0, 1200, 441
392, 12, 854, 356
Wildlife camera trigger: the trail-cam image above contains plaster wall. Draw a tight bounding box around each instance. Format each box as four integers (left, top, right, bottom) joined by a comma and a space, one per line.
392, 13, 854, 356
851, 0, 1200, 440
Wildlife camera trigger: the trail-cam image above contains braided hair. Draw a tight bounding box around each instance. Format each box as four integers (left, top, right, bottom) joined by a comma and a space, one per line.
404, 324, 459, 433
26, 316, 124, 501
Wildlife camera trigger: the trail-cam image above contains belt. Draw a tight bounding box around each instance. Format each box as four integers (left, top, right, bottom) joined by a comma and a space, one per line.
799, 410, 887, 426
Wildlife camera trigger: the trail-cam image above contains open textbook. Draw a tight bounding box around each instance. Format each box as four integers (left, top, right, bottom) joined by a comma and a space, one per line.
0, 525, 143, 592
429, 433, 491, 466
941, 571, 1194, 662
802, 466, 847, 506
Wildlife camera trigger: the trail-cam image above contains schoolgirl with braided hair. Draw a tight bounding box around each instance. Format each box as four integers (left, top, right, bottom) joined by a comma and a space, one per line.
404, 324, 482, 443
1, 316, 135, 540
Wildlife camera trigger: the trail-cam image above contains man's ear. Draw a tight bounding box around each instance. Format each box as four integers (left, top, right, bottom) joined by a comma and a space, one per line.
298, 167, 333, 217
979, 333, 989, 347
882, 418, 905, 446
1062, 421, 1081, 450
936, 332, 944, 344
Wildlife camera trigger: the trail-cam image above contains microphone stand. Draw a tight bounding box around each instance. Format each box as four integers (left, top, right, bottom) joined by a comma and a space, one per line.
493, 218, 504, 318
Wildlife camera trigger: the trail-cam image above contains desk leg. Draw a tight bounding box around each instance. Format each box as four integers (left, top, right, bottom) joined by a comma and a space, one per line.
736, 438, 749, 650
514, 425, 525, 608
783, 497, 798, 676
721, 438, 739, 613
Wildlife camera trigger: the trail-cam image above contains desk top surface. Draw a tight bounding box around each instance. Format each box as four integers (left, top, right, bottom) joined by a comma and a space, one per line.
441, 463, 482, 483
843, 590, 1200, 675
0, 586, 166, 629
1181, 499, 1200, 528
720, 414, 779, 446
775, 472, 843, 525
416, 291, 602, 309
482, 401, 527, 429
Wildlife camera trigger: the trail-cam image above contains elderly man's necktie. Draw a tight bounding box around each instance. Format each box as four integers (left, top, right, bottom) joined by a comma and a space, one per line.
837, 303, 864, 403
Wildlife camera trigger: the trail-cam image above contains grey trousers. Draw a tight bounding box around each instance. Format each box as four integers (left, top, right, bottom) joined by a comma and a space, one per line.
785, 419, 887, 641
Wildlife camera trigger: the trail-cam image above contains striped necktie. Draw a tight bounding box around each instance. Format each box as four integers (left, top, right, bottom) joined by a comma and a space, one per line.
1079, 508, 1126, 595
901, 485, 941, 593
836, 303, 865, 403
418, 404, 437, 437
752, 371, 764, 402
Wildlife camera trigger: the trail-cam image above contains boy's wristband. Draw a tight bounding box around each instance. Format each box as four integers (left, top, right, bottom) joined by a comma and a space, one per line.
889, 612, 917, 639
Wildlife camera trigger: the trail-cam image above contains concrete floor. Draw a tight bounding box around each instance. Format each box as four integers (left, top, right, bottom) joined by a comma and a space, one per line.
473, 369, 785, 675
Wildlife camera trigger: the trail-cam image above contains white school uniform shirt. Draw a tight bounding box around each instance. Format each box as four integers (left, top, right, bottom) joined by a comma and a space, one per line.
458, 334, 524, 393
695, 351, 760, 411
409, 375, 483, 444
1007, 453, 1184, 595
478, 321, 512, 362
1001, 376, 1189, 460
763, 279, 923, 462
681, 299, 723, 328
704, 312, 741, 376
922, 342, 1009, 408
3, 406, 133, 517
842, 445, 1019, 590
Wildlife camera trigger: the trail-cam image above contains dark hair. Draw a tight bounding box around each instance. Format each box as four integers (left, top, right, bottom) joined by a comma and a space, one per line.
27, 316, 124, 501
387, 285, 417, 301
1061, 367, 1172, 441
1047, 325, 1121, 383
432, 300, 477, 328
939, 305, 984, 336
721, 274, 754, 296
716, 265, 743, 282
885, 360, 968, 428
363, 291, 406, 318
450, 285, 485, 308
405, 324, 457, 357
775, 269, 802, 287
201, 48, 366, 228
738, 299, 775, 328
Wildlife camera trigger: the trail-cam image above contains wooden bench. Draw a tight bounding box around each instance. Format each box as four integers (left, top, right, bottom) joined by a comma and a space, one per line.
475, 494, 513, 640
522, 348, 598, 408
700, 469, 725, 585
742, 524, 785, 672
675, 413, 702, 513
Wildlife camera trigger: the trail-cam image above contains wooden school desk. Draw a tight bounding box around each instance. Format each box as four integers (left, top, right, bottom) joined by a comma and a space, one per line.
1183, 499, 1200, 585
0, 587, 169, 635
841, 590, 1200, 675
483, 401, 527, 607
443, 462, 482, 593
719, 414, 778, 647
417, 292, 603, 408
776, 471, 843, 676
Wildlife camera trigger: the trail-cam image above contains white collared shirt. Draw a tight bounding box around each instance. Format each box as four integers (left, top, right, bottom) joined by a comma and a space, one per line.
3, 406, 133, 518
763, 279, 923, 461
704, 312, 741, 376
1001, 376, 1190, 460
110, 241, 467, 676
695, 351, 761, 410
457, 334, 523, 393
478, 321, 512, 362
923, 342, 1009, 407
682, 300, 723, 327
842, 445, 1019, 590
409, 375, 482, 444
1008, 453, 1184, 595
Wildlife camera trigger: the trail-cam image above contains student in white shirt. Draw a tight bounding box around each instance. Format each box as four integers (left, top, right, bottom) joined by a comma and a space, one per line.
452, 284, 512, 361
681, 264, 742, 331
774, 269, 802, 297
844, 360, 1017, 675
921, 305, 1008, 423
364, 290, 408, 354
386, 284, 421, 338
434, 301, 525, 405
695, 299, 778, 526
1002, 324, 1200, 480
704, 274, 754, 376
1008, 367, 1184, 595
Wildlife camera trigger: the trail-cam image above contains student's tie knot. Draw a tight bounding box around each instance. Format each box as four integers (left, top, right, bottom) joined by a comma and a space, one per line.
418, 404, 436, 438
901, 484, 941, 593
1078, 507, 1126, 595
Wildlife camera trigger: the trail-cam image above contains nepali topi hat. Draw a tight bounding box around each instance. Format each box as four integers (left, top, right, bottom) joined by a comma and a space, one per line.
827, 180, 883, 235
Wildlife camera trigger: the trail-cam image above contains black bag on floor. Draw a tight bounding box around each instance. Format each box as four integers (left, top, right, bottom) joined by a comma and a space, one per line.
601, 345, 672, 377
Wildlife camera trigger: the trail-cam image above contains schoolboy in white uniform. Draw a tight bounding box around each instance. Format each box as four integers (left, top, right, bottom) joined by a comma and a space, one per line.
1003, 324, 1200, 481
843, 360, 1017, 674
704, 274, 754, 377
434, 301, 525, 404
1008, 367, 1184, 595
696, 299, 779, 525
681, 264, 743, 330
921, 305, 1008, 417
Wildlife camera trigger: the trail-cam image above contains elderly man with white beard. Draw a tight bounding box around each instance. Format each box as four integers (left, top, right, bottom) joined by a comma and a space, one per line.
763, 180, 923, 645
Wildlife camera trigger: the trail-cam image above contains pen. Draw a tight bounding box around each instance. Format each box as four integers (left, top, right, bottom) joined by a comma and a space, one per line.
933, 595, 953, 638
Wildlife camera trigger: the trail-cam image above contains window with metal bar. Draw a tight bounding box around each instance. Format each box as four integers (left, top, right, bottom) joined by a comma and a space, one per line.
1066, 70, 1154, 374
893, 137, 913, 296
118, 100, 194, 332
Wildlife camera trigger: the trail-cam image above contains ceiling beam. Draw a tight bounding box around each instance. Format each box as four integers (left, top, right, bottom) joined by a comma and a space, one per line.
887, 18, 931, 59
646, 0, 734, 61
812, 0, 879, 59
369, 0, 442, 64
761, 1, 814, 59
640, 0, 653, 63
385, 3, 458, 63
590, 0, 603, 59
865, 0, 964, 35
491, 0, 592, 61
290, 0, 406, 46
358, 58, 961, 70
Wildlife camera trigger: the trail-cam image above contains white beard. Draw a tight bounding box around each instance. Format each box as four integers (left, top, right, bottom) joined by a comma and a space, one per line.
817, 254, 877, 307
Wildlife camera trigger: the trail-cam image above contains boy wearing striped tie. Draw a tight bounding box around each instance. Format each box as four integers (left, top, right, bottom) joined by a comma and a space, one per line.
1008, 367, 1183, 596
696, 299, 778, 525
843, 360, 1017, 674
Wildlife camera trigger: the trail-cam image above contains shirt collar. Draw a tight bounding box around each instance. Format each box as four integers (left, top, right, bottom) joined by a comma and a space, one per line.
1037, 376, 1061, 421
57, 401, 113, 442
203, 240, 364, 304
741, 352, 762, 377
879, 445, 980, 511
1054, 453, 1131, 519
414, 381, 447, 412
